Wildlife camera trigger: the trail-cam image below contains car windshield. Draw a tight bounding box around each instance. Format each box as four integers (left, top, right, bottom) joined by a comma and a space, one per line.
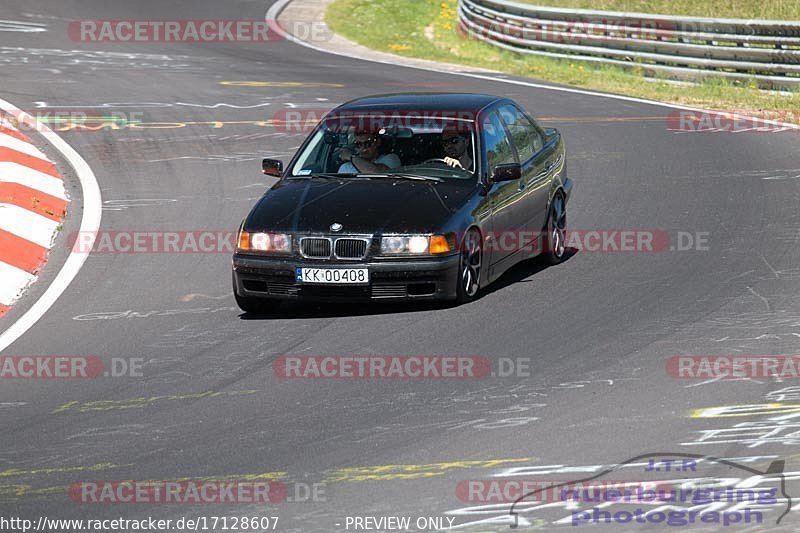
290, 113, 477, 181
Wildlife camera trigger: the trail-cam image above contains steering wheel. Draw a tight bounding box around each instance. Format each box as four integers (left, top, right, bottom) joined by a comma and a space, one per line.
422, 158, 451, 165
332, 146, 352, 166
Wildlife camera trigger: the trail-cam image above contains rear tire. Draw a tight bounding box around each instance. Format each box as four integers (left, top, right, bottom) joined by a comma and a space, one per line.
543, 193, 567, 265
456, 228, 482, 304
235, 293, 280, 314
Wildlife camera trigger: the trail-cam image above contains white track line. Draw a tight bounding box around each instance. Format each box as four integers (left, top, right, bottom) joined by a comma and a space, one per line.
265, 0, 800, 131
0, 203, 59, 248
0, 262, 36, 306
0, 99, 102, 352
0, 131, 50, 160
0, 162, 69, 200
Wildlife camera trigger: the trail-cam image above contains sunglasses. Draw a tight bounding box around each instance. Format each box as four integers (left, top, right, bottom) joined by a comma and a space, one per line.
354, 138, 378, 148
442, 137, 465, 145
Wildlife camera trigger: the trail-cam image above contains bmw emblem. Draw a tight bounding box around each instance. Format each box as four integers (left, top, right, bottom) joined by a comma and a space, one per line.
330, 222, 343, 232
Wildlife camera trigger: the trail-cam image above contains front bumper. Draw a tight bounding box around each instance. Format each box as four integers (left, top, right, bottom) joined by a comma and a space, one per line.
232, 253, 460, 302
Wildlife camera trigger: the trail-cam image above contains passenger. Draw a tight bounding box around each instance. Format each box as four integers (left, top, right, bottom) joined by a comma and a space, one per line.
338, 133, 401, 173
441, 131, 473, 171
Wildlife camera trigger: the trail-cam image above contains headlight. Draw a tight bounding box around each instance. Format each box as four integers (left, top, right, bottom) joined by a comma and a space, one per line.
237, 230, 291, 253
380, 234, 453, 255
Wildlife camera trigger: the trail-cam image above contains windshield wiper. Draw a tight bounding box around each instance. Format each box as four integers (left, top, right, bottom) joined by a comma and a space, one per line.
360, 173, 444, 183
289, 172, 357, 179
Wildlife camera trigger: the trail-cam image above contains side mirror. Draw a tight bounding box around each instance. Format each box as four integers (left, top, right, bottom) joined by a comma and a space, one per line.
262, 158, 283, 177
491, 163, 521, 183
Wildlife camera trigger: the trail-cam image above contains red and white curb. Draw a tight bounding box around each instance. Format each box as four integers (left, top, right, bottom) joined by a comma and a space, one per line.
0, 114, 69, 317
0, 98, 100, 353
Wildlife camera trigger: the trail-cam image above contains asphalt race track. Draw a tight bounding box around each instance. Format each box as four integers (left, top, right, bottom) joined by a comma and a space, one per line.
1, 1, 800, 531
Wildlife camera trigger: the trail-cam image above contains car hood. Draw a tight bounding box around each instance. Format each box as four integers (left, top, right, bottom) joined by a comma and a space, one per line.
245, 178, 475, 234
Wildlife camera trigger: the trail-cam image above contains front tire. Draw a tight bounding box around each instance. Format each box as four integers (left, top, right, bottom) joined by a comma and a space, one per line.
543, 192, 567, 265
456, 228, 482, 303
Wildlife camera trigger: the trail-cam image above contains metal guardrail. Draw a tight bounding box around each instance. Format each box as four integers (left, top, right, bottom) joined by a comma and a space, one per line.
458, 0, 800, 89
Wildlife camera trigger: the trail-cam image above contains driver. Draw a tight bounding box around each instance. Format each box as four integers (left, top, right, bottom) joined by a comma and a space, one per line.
338, 133, 401, 174
441, 131, 473, 171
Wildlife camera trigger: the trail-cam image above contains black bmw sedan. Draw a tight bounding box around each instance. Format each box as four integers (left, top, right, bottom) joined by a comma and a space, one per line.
232, 93, 572, 312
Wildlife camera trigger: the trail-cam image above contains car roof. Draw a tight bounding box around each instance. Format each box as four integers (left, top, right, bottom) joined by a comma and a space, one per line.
334, 93, 507, 115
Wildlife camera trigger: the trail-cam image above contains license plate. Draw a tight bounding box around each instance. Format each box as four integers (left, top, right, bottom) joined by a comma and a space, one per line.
296, 267, 369, 284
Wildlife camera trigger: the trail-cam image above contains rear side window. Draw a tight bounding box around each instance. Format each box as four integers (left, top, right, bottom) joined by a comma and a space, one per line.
482, 111, 515, 177
498, 104, 544, 162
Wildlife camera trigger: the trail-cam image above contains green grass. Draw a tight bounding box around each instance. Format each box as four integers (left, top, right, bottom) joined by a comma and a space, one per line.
326, 0, 800, 121
517, 0, 800, 20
